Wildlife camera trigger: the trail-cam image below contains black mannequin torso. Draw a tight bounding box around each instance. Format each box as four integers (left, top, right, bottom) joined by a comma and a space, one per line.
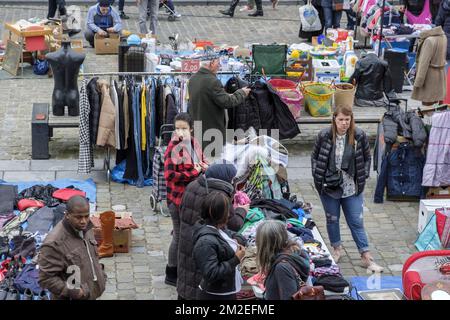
46, 41, 86, 116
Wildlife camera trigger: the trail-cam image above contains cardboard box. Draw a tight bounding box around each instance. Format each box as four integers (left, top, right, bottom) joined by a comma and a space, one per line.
95, 33, 119, 55
93, 228, 132, 253
55, 39, 84, 53
418, 199, 450, 233
113, 229, 132, 253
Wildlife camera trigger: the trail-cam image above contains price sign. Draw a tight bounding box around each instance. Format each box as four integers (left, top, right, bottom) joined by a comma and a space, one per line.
181, 59, 200, 73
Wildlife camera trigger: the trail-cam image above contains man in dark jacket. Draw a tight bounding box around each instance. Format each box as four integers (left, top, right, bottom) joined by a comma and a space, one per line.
177, 163, 247, 300
38, 196, 106, 300
188, 56, 251, 154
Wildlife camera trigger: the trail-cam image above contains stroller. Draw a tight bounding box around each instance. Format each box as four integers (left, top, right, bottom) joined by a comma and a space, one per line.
149, 124, 174, 217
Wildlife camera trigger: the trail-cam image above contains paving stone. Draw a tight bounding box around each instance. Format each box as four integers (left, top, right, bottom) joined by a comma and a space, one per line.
3, 171, 56, 181
388, 264, 404, 272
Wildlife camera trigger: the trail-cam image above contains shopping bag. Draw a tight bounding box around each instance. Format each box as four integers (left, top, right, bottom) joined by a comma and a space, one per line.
415, 214, 442, 251
435, 208, 450, 248
299, 0, 322, 32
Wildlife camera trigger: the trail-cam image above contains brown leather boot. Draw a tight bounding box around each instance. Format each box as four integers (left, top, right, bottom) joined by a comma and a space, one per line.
98, 211, 115, 258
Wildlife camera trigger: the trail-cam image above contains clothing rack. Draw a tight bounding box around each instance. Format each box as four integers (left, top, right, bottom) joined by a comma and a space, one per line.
80, 70, 240, 184
80, 71, 240, 77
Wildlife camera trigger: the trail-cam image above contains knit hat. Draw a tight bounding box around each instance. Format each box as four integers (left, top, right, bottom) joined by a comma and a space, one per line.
98, 0, 110, 7
205, 163, 237, 184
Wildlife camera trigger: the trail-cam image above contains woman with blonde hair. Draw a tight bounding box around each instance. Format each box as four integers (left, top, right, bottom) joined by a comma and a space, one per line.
311, 105, 383, 272
256, 220, 310, 300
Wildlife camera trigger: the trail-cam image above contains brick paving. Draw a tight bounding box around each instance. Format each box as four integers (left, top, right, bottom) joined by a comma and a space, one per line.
0, 4, 421, 299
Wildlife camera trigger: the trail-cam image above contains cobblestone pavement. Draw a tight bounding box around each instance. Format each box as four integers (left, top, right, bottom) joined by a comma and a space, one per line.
0, 4, 421, 299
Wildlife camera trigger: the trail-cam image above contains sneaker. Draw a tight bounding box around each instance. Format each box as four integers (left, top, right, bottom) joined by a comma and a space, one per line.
120, 12, 130, 19
361, 255, 384, 273
172, 12, 181, 18
239, 5, 253, 12
331, 246, 343, 263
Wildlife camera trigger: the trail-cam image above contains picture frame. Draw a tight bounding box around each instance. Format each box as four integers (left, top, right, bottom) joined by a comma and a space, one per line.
358, 288, 405, 300
3, 40, 22, 76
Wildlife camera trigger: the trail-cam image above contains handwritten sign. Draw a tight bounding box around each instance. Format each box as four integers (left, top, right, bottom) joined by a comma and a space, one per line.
181, 59, 200, 73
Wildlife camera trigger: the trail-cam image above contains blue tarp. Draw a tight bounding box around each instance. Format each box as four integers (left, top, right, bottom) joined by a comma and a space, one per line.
350, 276, 403, 299
0, 178, 97, 203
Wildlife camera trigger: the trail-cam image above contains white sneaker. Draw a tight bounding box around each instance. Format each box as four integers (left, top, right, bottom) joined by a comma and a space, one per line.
361, 256, 384, 273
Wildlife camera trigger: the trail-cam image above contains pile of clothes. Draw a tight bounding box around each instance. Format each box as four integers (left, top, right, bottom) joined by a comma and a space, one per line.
0, 183, 88, 300
236, 194, 350, 296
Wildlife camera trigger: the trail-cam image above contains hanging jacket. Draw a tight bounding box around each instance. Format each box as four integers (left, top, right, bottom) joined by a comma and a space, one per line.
79, 79, 94, 174
193, 223, 241, 295
96, 80, 116, 148
311, 127, 371, 196
177, 175, 247, 300
436, 0, 450, 59
38, 219, 107, 300
411, 26, 447, 102
374, 143, 425, 203
166, 93, 178, 128
349, 53, 391, 101
422, 111, 450, 187
382, 108, 428, 148
86, 77, 101, 145
247, 81, 300, 140
225, 77, 262, 133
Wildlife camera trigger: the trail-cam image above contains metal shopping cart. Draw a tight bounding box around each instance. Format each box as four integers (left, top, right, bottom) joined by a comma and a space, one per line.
149, 124, 174, 216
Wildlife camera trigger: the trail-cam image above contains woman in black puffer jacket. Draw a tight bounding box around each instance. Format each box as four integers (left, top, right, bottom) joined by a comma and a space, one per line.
193, 192, 245, 300
311, 105, 383, 273
177, 163, 247, 300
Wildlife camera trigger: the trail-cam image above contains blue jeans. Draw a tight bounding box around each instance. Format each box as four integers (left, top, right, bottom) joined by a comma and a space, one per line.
323, 7, 342, 30
319, 192, 369, 254
345, 9, 356, 30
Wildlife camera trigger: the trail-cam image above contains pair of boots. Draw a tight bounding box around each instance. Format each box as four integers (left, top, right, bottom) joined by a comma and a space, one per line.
220, 0, 263, 17
98, 211, 116, 259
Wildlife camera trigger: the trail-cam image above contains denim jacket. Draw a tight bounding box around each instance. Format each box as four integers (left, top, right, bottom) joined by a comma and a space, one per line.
374, 143, 425, 203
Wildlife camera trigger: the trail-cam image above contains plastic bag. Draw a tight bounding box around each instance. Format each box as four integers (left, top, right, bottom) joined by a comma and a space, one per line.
415, 214, 442, 251
111, 160, 153, 187
299, 0, 322, 32
33, 59, 49, 75
221, 135, 288, 177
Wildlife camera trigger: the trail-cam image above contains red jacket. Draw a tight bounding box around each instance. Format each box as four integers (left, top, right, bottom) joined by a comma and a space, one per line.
164, 135, 206, 207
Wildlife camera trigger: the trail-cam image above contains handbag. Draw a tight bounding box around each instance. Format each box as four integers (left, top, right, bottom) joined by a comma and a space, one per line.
290, 265, 325, 300
324, 169, 343, 189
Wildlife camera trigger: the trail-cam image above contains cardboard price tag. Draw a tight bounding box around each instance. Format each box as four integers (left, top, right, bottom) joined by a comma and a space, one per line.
181, 59, 200, 73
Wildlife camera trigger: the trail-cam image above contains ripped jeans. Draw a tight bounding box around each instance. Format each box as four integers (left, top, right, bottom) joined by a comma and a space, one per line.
319, 193, 369, 254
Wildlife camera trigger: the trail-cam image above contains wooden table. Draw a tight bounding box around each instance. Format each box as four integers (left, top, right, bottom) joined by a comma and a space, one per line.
4, 23, 53, 76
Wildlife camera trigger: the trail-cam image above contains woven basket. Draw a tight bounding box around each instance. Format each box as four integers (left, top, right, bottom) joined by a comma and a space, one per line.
302, 82, 333, 117
334, 83, 355, 109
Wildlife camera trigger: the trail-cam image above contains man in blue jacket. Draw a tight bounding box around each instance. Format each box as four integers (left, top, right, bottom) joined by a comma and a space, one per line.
84, 0, 123, 48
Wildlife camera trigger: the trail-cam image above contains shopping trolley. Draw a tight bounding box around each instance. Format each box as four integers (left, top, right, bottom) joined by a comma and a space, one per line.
149, 124, 174, 216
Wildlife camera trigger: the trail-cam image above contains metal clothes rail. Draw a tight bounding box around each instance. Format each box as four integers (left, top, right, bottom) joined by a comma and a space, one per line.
81, 70, 239, 183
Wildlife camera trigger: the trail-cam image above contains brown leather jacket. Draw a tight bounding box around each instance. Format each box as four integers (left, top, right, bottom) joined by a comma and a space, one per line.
38, 219, 107, 300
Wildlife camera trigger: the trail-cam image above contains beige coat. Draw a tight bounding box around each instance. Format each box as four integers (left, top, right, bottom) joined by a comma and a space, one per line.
412, 26, 447, 103
96, 80, 116, 147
